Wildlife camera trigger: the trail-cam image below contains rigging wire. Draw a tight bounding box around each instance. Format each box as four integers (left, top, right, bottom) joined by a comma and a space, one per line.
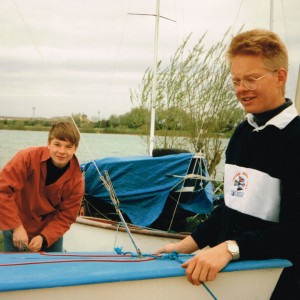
231, 0, 244, 35
70, 115, 143, 257
105, 0, 133, 104
11, 0, 47, 68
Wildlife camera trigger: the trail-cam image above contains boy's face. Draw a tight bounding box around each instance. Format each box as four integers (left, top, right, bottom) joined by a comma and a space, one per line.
230, 55, 286, 114
48, 138, 77, 168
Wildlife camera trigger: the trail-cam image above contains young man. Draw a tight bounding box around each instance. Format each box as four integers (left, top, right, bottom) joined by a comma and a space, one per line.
0, 121, 84, 252
156, 29, 300, 299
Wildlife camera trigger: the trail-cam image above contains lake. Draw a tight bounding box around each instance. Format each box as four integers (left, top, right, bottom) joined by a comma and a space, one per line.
0, 129, 227, 178
0, 130, 149, 167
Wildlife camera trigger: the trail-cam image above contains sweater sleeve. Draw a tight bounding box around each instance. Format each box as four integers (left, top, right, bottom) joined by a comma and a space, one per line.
191, 204, 225, 249
0, 150, 30, 230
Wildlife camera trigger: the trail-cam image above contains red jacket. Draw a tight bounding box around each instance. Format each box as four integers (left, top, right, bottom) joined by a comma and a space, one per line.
0, 146, 84, 246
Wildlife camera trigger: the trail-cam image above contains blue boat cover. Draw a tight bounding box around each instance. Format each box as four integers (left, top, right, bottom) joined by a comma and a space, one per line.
0, 252, 292, 292
82, 153, 214, 226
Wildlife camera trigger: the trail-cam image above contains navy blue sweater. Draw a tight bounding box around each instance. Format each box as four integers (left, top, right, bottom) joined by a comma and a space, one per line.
192, 104, 300, 267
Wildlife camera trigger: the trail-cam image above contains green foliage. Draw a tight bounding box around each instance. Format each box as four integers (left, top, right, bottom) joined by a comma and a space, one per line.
108, 114, 121, 128
130, 30, 245, 177
119, 107, 148, 129
0, 119, 51, 131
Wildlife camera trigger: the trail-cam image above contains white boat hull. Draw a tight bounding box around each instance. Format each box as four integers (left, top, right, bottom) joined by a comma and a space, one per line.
0, 257, 288, 300
64, 216, 187, 253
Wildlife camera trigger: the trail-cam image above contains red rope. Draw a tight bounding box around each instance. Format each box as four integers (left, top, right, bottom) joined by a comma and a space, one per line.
40, 252, 133, 257
0, 252, 156, 267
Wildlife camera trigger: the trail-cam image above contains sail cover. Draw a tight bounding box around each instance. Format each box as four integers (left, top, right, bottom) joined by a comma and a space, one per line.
82, 153, 214, 227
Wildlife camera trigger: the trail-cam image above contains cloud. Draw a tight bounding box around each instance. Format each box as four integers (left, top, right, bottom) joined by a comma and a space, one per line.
0, 0, 299, 119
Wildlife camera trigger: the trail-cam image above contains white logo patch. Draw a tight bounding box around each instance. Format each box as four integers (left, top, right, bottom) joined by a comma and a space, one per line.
230, 172, 248, 197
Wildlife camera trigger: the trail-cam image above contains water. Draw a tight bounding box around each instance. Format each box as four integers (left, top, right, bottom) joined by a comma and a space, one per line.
0, 130, 148, 168
0, 130, 227, 178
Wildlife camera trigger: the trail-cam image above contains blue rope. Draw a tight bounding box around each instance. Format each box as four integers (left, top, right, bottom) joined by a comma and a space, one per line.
114, 250, 218, 300
114, 247, 133, 256
200, 284, 218, 300
163, 252, 218, 300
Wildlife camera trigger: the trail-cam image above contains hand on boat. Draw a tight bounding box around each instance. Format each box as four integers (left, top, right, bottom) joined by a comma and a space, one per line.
154, 243, 178, 254
13, 225, 29, 250
155, 236, 199, 254
28, 235, 43, 252
181, 242, 232, 286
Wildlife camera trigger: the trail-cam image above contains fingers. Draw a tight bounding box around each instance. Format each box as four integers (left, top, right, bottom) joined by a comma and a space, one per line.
12, 226, 29, 249
181, 256, 192, 269
17, 241, 30, 252
154, 243, 176, 254
184, 259, 202, 286
154, 247, 164, 255
182, 257, 218, 285
28, 236, 43, 252
13, 237, 27, 249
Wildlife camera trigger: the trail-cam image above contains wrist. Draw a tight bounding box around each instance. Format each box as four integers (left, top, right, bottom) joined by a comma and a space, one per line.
39, 234, 47, 245
225, 240, 240, 261
13, 224, 24, 232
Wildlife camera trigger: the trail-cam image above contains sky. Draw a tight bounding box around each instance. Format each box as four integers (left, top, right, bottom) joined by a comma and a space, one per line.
0, 0, 299, 120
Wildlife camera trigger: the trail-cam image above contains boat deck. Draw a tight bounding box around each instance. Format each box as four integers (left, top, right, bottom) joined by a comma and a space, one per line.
0, 252, 292, 300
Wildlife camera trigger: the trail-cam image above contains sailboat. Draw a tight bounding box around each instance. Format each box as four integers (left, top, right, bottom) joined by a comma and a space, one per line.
1, 2, 293, 299
63, 0, 217, 253
64, 151, 215, 253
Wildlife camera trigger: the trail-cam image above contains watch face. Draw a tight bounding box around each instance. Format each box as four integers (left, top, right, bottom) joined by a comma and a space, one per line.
230, 244, 238, 252
226, 241, 240, 260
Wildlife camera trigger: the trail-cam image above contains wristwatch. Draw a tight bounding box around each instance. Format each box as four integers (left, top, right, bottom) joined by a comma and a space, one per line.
225, 240, 240, 261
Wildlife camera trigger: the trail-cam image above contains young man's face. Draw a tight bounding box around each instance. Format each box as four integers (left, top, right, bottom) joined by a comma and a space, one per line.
48, 138, 77, 168
230, 55, 286, 114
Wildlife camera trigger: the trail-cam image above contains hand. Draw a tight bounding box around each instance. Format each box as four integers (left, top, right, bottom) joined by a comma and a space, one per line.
155, 243, 178, 254
155, 236, 199, 255
181, 242, 232, 285
13, 225, 29, 250
28, 235, 43, 252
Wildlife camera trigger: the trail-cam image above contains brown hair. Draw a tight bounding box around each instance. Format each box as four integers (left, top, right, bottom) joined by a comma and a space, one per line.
226, 29, 288, 72
48, 121, 80, 147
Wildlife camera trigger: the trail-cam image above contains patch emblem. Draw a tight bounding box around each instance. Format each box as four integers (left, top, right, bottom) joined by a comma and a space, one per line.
230, 172, 248, 197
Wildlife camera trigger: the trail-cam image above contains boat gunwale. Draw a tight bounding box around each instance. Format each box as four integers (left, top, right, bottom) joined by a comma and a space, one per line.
75, 216, 188, 239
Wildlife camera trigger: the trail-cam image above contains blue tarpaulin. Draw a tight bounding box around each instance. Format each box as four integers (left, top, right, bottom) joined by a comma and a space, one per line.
82, 153, 214, 227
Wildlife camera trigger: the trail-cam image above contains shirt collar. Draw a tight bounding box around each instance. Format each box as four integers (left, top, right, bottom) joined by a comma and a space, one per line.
246, 104, 298, 131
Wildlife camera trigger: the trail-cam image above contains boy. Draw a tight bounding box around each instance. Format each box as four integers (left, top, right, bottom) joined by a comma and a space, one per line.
156, 29, 300, 299
0, 121, 84, 252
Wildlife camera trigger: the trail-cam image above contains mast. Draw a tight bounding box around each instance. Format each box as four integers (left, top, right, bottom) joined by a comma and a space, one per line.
149, 0, 160, 156
295, 66, 300, 114
130, 1, 174, 156
269, 1, 299, 114
269, 0, 274, 31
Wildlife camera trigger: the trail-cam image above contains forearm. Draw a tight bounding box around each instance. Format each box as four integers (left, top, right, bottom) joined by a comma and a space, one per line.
175, 235, 199, 253
156, 235, 199, 254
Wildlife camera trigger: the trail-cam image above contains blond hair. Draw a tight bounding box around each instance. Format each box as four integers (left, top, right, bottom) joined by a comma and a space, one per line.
227, 29, 288, 72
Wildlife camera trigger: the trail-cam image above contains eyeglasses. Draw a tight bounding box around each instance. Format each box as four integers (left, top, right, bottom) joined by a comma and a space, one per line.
227, 70, 277, 92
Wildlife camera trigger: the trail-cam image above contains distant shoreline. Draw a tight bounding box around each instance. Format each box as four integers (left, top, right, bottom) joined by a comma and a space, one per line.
0, 126, 142, 135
